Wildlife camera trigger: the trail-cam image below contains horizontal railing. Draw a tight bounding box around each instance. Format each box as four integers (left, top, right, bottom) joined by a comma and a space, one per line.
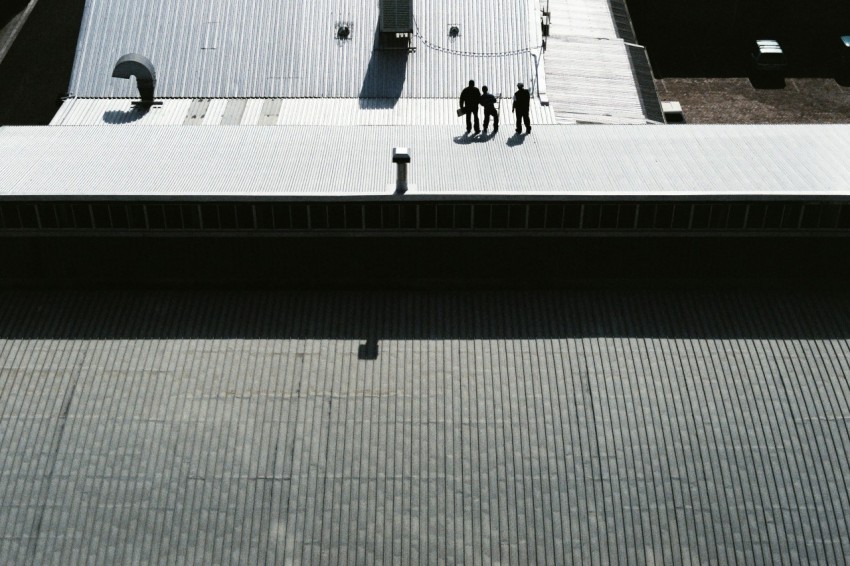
1, 200, 849, 234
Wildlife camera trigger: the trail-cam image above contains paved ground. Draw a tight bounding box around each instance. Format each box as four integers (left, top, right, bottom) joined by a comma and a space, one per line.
656, 77, 850, 124
1, 288, 849, 563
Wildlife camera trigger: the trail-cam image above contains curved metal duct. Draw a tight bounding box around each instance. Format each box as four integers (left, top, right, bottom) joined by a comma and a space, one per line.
112, 53, 157, 103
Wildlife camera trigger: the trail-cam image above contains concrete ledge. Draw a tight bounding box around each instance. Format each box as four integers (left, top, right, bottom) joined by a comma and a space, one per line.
662, 100, 685, 123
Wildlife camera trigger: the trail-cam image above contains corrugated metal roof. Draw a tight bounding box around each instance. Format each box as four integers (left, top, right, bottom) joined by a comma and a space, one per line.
68, 0, 540, 99
2, 288, 850, 563
2, 125, 850, 198
544, 39, 648, 123
51, 98, 560, 126
546, 0, 618, 39
65, 0, 661, 124
540, 0, 662, 123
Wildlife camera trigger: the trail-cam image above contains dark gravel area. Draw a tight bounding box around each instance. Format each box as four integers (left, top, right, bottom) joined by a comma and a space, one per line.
656, 77, 850, 124
628, 0, 850, 123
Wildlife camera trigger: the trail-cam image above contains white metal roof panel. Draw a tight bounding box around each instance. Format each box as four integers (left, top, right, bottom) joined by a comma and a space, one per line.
540, 0, 661, 123
68, 0, 541, 99
2, 125, 850, 198
542, 39, 648, 123
51, 98, 559, 126
546, 0, 618, 40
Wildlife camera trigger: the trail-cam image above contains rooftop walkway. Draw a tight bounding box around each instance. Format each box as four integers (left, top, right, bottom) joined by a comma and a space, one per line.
541, 0, 662, 123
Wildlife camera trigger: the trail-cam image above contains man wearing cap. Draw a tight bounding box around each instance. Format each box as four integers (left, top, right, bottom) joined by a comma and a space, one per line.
459, 80, 481, 134
512, 82, 531, 135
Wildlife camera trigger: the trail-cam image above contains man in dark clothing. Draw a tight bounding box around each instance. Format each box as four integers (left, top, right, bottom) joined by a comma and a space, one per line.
480, 86, 499, 134
512, 82, 531, 134
459, 80, 481, 134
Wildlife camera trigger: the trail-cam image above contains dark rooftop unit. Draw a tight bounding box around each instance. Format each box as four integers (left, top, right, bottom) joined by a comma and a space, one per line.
379, 0, 413, 50
379, 0, 412, 33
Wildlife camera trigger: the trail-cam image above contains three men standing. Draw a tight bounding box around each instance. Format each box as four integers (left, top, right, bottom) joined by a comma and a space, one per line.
459, 80, 531, 136
459, 80, 481, 134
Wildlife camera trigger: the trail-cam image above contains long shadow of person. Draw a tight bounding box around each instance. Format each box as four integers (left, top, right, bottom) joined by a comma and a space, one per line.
453, 132, 475, 145
453, 131, 499, 145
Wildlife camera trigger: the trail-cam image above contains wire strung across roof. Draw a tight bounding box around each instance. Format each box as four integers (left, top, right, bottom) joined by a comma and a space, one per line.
412, 16, 544, 58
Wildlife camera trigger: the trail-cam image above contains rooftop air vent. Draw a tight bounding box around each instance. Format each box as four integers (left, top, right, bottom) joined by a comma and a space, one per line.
379, 0, 413, 51
380, 0, 412, 34
112, 53, 157, 105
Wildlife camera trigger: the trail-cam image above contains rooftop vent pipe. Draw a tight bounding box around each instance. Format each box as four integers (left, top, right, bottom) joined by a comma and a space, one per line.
112, 53, 157, 104
392, 147, 411, 194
